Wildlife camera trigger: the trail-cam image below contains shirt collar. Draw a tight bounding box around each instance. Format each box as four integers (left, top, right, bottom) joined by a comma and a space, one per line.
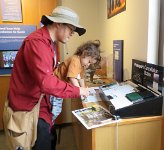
40, 26, 52, 42
41, 26, 57, 46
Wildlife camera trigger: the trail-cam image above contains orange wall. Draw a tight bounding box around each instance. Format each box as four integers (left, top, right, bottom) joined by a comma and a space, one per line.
0, 0, 57, 28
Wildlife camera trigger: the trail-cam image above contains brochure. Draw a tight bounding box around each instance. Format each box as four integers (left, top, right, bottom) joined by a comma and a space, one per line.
72, 104, 117, 129
81, 87, 102, 103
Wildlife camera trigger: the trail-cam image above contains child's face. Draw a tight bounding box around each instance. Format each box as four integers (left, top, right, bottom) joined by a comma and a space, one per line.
80, 56, 97, 69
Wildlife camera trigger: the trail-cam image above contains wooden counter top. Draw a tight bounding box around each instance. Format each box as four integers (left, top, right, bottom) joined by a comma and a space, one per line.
82, 78, 164, 127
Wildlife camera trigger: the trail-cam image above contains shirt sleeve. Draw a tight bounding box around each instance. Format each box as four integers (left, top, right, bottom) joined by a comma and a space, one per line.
23, 39, 80, 98
80, 68, 85, 79
67, 56, 82, 78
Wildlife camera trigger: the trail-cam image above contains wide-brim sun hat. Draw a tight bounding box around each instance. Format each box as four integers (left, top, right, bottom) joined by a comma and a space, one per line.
41, 6, 86, 36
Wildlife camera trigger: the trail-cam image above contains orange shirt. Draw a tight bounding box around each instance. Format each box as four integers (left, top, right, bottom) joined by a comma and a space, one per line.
54, 55, 84, 82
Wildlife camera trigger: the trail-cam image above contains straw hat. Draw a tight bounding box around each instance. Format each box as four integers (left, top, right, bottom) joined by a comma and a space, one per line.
41, 6, 86, 36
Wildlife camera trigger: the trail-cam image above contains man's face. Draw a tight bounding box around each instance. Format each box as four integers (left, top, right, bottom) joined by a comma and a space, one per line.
56, 24, 75, 43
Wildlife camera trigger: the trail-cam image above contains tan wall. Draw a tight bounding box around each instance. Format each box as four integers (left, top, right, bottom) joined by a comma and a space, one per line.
58, 0, 99, 61
0, 76, 10, 129
60, 0, 149, 80
97, 0, 149, 80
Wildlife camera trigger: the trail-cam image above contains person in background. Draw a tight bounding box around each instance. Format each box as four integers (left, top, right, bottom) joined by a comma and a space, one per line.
6, 6, 89, 150
50, 40, 101, 121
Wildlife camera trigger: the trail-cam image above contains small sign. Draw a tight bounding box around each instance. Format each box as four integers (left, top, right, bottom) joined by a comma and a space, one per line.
113, 40, 123, 82
0, 25, 36, 75
0, 0, 22, 22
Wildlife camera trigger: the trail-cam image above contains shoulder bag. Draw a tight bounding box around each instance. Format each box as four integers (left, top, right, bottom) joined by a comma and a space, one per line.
3, 94, 44, 150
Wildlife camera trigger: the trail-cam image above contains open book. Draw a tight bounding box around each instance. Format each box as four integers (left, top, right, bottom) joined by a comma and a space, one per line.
72, 104, 117, 129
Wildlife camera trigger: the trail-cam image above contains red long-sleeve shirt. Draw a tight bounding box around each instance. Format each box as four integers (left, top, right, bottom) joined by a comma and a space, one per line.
8, 26, 80, 125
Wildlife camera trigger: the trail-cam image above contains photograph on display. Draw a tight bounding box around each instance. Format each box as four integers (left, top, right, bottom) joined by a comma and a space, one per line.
107, 0, 126, 19
0, 50, 17, 68
72, 104, 116, 129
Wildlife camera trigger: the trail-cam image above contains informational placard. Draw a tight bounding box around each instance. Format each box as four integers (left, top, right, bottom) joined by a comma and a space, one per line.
0, 25, 36, 50
113, 40, 123, 82
131, 59, 164, 93
0, 25, 36, 75
0, 0, 22, 22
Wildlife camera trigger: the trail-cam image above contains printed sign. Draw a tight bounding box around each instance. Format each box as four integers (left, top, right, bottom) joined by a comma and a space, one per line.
0, 25, 36, 74
0, 25, 36, 50
113, 40, 123, 82
131, 59, 164, 93
0, 0, 22, 22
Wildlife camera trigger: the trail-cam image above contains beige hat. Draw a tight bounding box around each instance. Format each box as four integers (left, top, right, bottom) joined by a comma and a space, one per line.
41, 6, 86, 36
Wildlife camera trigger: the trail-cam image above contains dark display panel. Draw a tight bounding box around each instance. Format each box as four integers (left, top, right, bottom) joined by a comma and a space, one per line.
131, 59, 164, 93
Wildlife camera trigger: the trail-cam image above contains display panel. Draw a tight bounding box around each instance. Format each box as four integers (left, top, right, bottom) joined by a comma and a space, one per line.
0, 50, 18, 68
131, 59, 164, 93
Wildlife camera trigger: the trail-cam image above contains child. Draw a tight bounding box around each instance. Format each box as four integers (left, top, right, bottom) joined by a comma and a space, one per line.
50, 40, 101, 121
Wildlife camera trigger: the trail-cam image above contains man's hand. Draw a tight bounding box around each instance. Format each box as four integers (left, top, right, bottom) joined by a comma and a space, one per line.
79, 87, 89, 97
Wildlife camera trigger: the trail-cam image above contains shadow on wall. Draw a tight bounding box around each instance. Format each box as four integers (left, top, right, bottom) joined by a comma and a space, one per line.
95, 54, 113, 78
123, 68, 130, 81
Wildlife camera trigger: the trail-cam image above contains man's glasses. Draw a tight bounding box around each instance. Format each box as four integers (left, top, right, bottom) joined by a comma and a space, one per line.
66, 24, 76, 34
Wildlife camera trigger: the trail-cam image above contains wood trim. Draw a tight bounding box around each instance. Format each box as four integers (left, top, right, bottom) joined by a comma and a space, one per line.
101, 116, 163, 128
161, 116, 164, 150
92, 129, 96, 150
0, 76, 10, 129
118, 116, 163, 125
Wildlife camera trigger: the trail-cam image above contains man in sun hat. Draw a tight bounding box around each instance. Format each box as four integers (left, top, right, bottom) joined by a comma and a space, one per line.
6, 6, 89, 150
41, 6, 86, 36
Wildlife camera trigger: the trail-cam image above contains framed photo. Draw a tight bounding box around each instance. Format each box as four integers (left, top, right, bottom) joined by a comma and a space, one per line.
0, 0, 22, 22
0, 50, 18, 69
107, 0, 126, 19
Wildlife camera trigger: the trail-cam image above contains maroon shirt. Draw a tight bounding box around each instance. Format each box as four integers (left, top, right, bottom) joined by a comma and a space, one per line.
8, 26, 80, 125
